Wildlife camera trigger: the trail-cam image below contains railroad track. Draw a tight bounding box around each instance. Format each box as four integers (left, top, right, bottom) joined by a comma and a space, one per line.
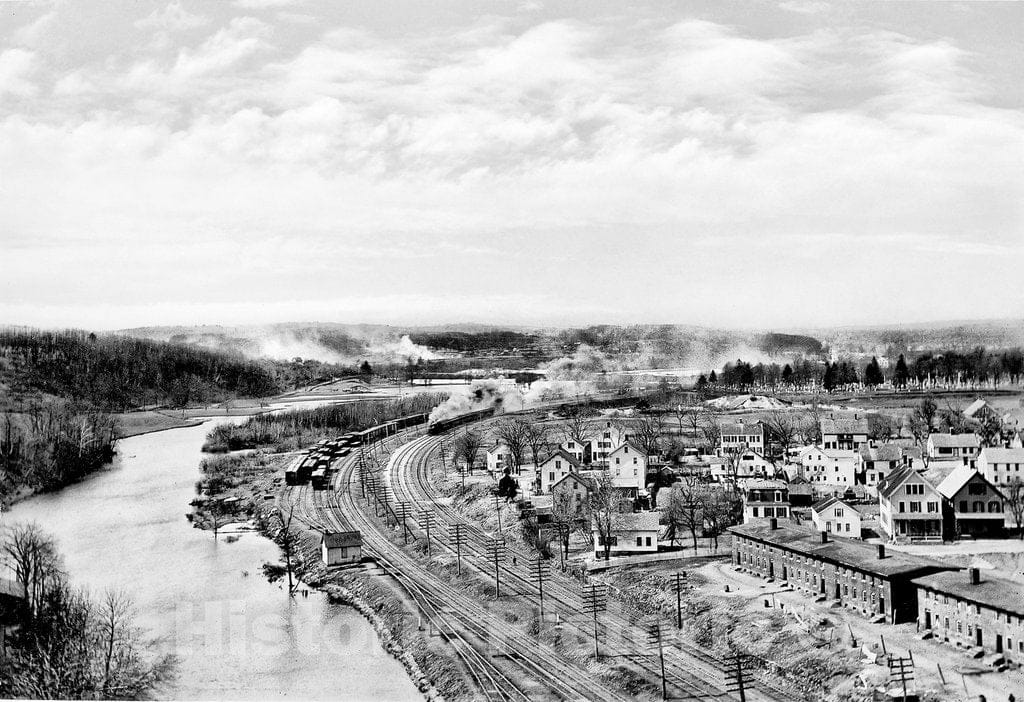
378, 434, 799, 702
287, 442, 628, 702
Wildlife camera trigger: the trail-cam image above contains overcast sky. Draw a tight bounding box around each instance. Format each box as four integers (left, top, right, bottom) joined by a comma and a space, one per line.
1, 0, 1022, 331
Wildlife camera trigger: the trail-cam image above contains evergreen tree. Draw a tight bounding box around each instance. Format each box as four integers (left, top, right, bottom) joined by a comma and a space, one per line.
894, 354, 909, 387
864, 357, 883, 386
359, 360, 373, 376
781, 364, 793, 385
708, 370, 717, 383
823, 363, 837, 391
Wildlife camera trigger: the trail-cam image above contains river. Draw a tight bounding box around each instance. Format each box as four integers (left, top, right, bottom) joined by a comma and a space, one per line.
5, 419, 420, 701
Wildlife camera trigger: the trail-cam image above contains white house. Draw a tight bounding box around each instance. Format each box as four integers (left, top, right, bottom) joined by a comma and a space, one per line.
485, 443, 513, 475
321, 531, 362, 566
977, 447, 1024, 487
795, 447, 858, 492
593, 511, 661, 556
926, 433, 981, 467
810, 496, 862, 538
735, 449, 775, 479
858, 444, 904, 494
606, 441, 647, 492
719, 420, 767, 456
742, 479, 789, 524
820, 414, 869, 451
559, 440, 586, 465
537, 450, 581, 494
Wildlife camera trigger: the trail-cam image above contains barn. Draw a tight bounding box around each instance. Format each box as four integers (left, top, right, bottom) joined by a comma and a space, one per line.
321, 531, 362, 566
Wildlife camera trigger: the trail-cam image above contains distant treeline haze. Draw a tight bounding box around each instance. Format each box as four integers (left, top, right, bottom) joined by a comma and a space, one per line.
0, 329, 364, 411
204, 393, 445, 452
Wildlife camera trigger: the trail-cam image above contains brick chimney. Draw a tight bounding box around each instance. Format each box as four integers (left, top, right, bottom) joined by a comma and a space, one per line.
970, 567, 980, 585
877, 544, 886, 559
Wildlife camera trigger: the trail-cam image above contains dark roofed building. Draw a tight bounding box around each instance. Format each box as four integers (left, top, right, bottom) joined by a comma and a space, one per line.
730, 521, 956, 623
820, 414, 869, 451
914, 567, 1024, 660
321, 531, 362, 566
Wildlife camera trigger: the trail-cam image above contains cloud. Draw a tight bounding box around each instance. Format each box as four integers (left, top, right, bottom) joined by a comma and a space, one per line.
0, 49, 36, 97
232, 0, 300, 8
135, 3, 210, 32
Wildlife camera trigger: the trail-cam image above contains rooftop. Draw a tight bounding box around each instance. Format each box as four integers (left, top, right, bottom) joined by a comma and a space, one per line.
820, 415, 869, 435
596, 511, 661, 532
913, 570, 1024, 616
859, 444, 904, 462
980, 447, 1024, 463
729, 522, 953, 578
322, 531, 362, 548
721, 421, 764, 436
928, 433, 981, 449
936, 466, 990, 499
811, 495, 860, 514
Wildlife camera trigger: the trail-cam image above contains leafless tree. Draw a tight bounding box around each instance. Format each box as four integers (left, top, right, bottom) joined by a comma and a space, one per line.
977, 413, 1003, 448
453, 428, 485, 474
633, 414, 665, 459
914, 395, 939, 435
561, 412, 593, 461
699, 412, 721, 453
262, 505, 302, 596
524, 422, 552, 467
588, 471, 618, 561
701, 488, 738, 550
666, 479, 703, 550
764, 411, 798, 462
2, 521, 64, 619
494, 419, 530, 476
1005, 478, 1024, 540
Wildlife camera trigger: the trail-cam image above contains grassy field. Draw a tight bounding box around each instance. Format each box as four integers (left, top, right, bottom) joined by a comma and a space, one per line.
113, 410, 203, 438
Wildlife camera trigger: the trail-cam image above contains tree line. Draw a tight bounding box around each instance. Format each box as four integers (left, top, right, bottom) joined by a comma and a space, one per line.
0, 328, 373, 413
703, 346, 1024, 392
1, 400, 117, 499
203, 393, 446, 452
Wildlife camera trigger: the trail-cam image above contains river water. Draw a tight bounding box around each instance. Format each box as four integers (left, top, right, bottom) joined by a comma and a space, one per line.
5, 420, 420, 701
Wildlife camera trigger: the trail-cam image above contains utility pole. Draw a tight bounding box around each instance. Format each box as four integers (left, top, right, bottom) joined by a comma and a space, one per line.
419, 508, 435, 557
724, 651, 748, 702
581, 583, 608, 660
493, 493, 503, 533
528, 558, 550, 617
396, 501, 412, 544
674, 570, 688, 628
457, 464, 468, 493
646, 619, 668, 701
450, 523, 468, 576
887, 654, 914, 701
485, 538, 506, 598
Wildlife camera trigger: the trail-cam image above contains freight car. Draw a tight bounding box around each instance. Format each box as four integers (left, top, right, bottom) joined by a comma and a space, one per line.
311, 468, 329, 490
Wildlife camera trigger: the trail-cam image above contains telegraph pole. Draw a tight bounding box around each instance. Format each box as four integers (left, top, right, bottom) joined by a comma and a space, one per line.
646, 619, 668, 701
493, 493, 503, 533
450, 523, 468, 576
674, 570, 688, 628
485, 538, 506, 598
724, 651, 748, 702
419, 508, 435, 557
581, 584, 608, 660
396, 501, 412, 544
528, 558, 550, 617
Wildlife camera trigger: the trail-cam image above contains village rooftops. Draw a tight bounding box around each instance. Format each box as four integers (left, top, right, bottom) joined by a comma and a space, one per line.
913, 570, 1024, 616
541, 449, 582, 468
877, 466, 933, 500
928, 433, 981, 449
729, 522, 952, 578
963, 399, 991, 418
980, 447, 1024, 463
936, 465, 1001, 500
820, 415, 869, 435
721, 421, 764, 436
322, 531, 361, 548
859, 444, 904, 462
745, 478, 786, 490
596, 511, 661, 532
811, 495, 859, 514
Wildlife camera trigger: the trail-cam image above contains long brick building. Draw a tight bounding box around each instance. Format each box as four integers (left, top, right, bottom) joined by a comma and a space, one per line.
730, 521, 956, 623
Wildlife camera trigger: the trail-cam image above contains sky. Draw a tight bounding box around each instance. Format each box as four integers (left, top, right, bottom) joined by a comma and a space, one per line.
1, 0, 1022, 331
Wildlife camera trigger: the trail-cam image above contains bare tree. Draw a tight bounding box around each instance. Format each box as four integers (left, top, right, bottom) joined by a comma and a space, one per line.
666, 479, 703, 550
453, 429, 485, 474
262, 505, 302, 596
633, 414, 665, 460
588, 472, 618, 561
764, 411, 798, 462
672, 404, 693, 441
1005, 478, 1024, 540
561, 412, 593, 463
524, 422, 552, 467
977, 413, 1003, 447
494, 419, 529, 477
914, 395, 939, 435
2, 522, 63, 619
699, 412, 721, 453
701, 487, 739, 550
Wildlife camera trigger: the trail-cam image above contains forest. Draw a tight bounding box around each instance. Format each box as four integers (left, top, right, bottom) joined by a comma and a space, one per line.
0, 328, 356, 412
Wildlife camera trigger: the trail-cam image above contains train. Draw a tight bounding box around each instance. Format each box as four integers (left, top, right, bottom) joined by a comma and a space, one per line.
426, 407, 497, 435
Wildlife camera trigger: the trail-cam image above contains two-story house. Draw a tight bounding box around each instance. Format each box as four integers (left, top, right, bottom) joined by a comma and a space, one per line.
858, 444, 905, 494
977, 446, 1024, 487
742, 479, 789, 524
559, 439, 587, 465
877, 468, 943, 542
485, 442, 512, 476
719, 420, 767, 456
936, 466, 1006, 539
550, 472, 592, 522
820, 414, 869, 451
537, 450, 580, 494
926, 433, 981, 468
606, 441, 647, 493
811, 496, 862, 538
795, 446, 858, 493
